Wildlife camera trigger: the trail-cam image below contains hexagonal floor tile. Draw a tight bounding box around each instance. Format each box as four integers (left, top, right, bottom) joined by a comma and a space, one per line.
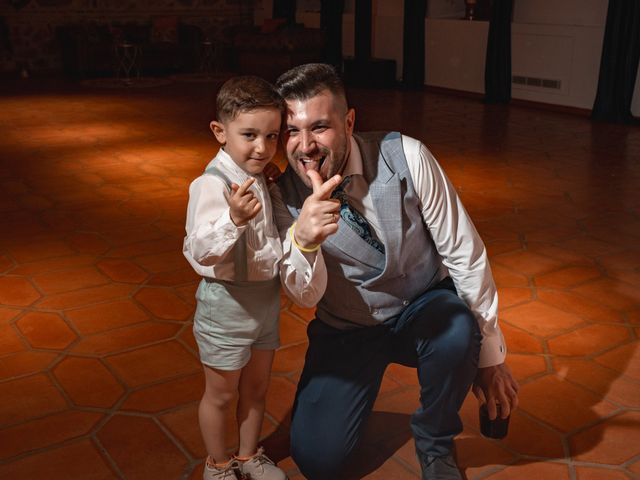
0, 323, 25, 356
0, 440, 117, 480
279, 311, 309, 346
146, 267, 199, 287
500, 322, 544, 354
36, 283, 134, 310
120, 373, 203, 413
452, 431, 516, 479
0, 306, 20, 325
537, 289, 625, 324
11, 254, 96, 276
506, 353, 547, 382
518, 374, 617, 433
548, 324, 631, 357
97, 415, 189, 480
571, 278, 640, 311
0, 351, 58, 380
502, 409, 565, 459
53, 357, 124, 408
553, 358, 640, 408
134, 287, 193, 320
7, 240, 75, 264
287, 304, 316, 322
0, 374, 67, 426
105, 341, 200, 388
265, 376, 297, 424
595, 342, 640, 381
71, 322, 181, 356
0, 254, 14, 273
482, 461, 570, 479
31, 266, 109, 295
534, 265, 603, 289
0, 276, 41, 306
134, 251, 187, 274
66, 232, 110, 255
16, 312, 77, 350
570, 411, 640, 464
500, 300, 584, 337
492, 250, 567, 276
158, 403, 206, 458
497, 287, 533, 309
492, 263, 530, 288
628, 459, 640, 477
574, 466, 632, 479
96, 258, 148, 284
65, 299, 150, 335
272, 343, 308, 375
0, 410, 103, 460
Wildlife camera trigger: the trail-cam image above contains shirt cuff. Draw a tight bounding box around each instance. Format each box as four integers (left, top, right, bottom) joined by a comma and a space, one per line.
286, 235, 321, 279
219, 208, 248, 237
478, 329, 507, 368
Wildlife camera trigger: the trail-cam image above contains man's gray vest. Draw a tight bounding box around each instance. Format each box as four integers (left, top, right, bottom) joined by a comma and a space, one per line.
278, 131, 443, 329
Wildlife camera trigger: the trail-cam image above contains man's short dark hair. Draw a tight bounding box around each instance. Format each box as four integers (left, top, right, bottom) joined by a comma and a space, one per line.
216, 75, 285, 123
275, 63, 348, 112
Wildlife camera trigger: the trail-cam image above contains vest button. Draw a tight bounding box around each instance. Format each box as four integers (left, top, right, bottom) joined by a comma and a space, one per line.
402, 300, 409, 306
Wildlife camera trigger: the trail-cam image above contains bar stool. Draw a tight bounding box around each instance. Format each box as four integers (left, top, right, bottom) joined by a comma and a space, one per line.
198, 40, 216, 77
114, 42, 141, 85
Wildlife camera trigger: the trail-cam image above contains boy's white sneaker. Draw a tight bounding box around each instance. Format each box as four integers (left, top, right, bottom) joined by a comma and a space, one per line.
237, 447, 287, 480
203, 459, 240, 480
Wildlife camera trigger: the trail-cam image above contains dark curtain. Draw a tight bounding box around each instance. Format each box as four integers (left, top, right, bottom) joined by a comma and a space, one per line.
321, 0, 345, 69
354, 0, 372, 61
402, 0, 427, 88
0, 17, 11, 57
273, 0, 296, 26
484, 0, 513, 104
592, 0, 640, 123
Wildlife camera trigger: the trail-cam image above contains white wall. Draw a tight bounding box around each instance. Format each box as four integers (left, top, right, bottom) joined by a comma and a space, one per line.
260, 0, 640, 115
511, 22, 605, 109
509, 0, 609, 109
513, 0, 608, 26
428, 0, 465, 19
425, 19, 489, 94
372, 0, 404, 78
423, 0, 613, 110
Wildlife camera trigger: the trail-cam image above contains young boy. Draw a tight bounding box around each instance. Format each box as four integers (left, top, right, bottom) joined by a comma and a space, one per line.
183, 76, 287, 480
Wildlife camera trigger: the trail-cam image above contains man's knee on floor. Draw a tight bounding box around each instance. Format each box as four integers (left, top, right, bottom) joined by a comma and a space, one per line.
290, 437, 349, 479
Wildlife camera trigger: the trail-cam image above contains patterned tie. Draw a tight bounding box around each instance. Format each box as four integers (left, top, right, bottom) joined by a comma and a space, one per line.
331, 176, 385, 254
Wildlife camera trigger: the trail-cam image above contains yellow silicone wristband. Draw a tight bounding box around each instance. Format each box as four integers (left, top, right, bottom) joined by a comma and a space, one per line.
289, 222, 321, 253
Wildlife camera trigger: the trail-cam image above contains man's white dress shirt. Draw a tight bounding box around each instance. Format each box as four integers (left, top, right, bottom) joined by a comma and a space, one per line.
271, 135, 506, 368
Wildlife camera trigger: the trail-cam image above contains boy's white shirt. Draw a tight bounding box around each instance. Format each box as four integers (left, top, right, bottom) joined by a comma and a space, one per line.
183, 148, 326, 304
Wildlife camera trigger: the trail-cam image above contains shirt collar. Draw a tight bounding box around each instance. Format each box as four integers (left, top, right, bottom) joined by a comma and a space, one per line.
341, 136, 363, 178
216, 147, 256, 181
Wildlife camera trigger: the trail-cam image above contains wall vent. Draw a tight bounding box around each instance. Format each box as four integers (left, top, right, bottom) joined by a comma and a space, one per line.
512, 75, 561, 90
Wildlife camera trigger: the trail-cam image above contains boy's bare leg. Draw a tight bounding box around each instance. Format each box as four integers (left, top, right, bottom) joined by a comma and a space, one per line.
237, 348, 275, 457
199, 365, 242, 463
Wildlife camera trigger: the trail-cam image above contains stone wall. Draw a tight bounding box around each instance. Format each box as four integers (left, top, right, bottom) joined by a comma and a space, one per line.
0, 0, 256, 74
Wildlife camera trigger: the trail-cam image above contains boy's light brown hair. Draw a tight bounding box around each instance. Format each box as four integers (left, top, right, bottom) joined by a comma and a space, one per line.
216, 76, 285, 123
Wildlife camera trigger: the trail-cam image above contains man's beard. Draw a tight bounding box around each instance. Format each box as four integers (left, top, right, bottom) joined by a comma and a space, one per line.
290, 140, 348, 187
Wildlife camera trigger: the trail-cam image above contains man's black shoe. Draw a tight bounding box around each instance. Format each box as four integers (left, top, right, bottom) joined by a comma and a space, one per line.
418, 453, 463, 480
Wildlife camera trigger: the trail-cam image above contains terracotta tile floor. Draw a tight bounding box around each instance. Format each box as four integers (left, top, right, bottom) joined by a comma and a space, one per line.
0, 78, 639, 479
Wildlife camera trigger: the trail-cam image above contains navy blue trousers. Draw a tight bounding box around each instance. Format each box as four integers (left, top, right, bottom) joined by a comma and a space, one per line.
290, 278, 482, 479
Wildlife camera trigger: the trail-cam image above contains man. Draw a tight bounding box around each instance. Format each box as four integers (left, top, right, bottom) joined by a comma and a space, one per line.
272, 63, 519, 480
